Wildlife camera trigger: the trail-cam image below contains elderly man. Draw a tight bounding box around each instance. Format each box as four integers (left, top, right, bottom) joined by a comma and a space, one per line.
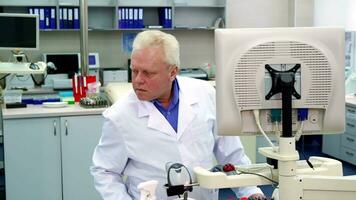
91, 30, 265, 200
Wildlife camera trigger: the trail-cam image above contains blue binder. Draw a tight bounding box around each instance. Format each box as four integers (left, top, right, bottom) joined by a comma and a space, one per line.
45, 7, 50, 29
133, 8, 138, 28
128, 8, 134, 28
74, 8, 80, 29
68, 8, 73, 29
126, 8, 130, 28
168, 8, 172, 28
39, 8, 45, 29
50, 7, 56, 29
28, 7, 33, 14
139, 8, 143, 28
118, 8, 122, 29
59, 8, 63, 29
62, 7, 68, 29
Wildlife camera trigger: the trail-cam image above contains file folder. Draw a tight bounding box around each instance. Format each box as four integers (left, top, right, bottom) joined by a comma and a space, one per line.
39, 8, 45, 29
45, 7, 50, 29
74, 8, 80, 29
68, 8, 73, 29
50, 8, 56, 29
28, 7, 33, 14
133, 8, 138, 28
129, 8, 133, 28
118, 8, 122, 29
139, 8, 144, 28
62, 8, 68, 29
59, 8, 63, 29
168, 8, 172, 28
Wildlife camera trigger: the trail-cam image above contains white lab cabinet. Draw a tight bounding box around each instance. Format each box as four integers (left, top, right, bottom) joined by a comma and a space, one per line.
323, 100, 356, 165
3, 114, 104, 200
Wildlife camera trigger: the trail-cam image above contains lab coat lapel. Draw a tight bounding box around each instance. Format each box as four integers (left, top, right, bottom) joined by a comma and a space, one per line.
177, 77, 199, 140
137, 101, 176, 136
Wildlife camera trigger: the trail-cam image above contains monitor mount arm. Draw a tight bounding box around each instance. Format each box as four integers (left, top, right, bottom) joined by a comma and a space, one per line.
265, 64, 301, 138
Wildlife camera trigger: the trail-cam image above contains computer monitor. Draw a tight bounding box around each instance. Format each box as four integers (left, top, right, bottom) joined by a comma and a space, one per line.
215, 27, 345, 136
0, 13, 39, 50
43, 53, 80, 78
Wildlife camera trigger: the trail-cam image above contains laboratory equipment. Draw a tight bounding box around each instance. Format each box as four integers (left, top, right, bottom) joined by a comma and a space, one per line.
43, 53, 80, 78
179, 68, 208, 80
0, 13, 39, 50
194, 27, 356, 200
43, 52, 100, 88
101, 68, 128, 85
0, 13, 47, 75
138, 180, 159, 200
88, 53, 100, 81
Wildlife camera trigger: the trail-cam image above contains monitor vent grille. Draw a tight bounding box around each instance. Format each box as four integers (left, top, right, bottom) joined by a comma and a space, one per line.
233, 41, 331, 109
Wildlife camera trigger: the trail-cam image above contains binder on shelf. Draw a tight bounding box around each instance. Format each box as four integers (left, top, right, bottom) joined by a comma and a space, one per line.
62, 7, 68, 29
124, 8, 129, 28
158, 8, 168, 28
50, 7, 56, 29
45, 7, 50, 29
68, 8, 73, 29
139, 8, 143, 28
28, 7, 33, 14
39, 8, 45, 29
74, 7, 80, 29
34, 8, 39, 17
133, 8, 138, 28
129, 8, 133, 28
168, 7, 172, 28
165, 8, 169, 28
59, 8, 63, 29
118, 8, 122, 29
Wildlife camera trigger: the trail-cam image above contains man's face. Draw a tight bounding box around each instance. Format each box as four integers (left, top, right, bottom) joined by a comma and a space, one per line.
131, 46, 177, 102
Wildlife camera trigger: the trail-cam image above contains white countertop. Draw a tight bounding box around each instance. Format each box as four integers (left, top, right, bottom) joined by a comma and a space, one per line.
346, 94, 356, 107
2, 103, 107, 119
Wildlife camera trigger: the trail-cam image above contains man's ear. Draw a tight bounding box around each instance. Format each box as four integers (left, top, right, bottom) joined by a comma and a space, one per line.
170, 66, 178, 80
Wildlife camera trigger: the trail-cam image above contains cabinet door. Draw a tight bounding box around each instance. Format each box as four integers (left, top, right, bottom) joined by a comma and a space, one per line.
3, 118, 62, 200
61, 115, 103, 200
322, 134, 341, 158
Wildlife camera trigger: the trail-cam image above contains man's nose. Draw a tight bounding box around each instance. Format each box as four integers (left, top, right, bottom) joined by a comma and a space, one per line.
133, 72, 144, 83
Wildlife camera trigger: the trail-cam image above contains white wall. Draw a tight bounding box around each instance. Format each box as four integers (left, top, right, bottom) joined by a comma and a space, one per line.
294, 0, 314, 27
225, 0, 290, 28
313, 0, 347, 27
226, 0, 315, 28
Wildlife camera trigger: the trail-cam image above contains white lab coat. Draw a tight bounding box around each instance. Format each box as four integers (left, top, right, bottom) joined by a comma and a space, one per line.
91, 76, 262, 200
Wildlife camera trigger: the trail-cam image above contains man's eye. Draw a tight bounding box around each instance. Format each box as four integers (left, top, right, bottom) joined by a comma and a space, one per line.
144, 71, 153, 76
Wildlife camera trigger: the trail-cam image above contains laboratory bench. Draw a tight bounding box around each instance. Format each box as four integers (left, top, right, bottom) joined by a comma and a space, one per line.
2, 104, 106, 200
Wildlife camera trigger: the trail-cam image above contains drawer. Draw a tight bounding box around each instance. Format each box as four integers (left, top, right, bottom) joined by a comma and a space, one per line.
345, 121, 356, 136
341, 134, 356, 150
340, 147, 356, 165
346, 106, 356, 122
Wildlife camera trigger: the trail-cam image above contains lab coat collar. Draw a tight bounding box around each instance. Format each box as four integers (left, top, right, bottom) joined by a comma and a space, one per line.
136, 76, 200, 138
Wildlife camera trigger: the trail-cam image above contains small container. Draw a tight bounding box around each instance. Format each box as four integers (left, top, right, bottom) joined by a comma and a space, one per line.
87, 82, 101, 97
4, 90, 22, 104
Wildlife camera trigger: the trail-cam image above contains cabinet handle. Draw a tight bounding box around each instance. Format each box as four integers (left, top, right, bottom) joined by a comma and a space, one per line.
53, 121, 57, 136
348, 109, 356, 113
346, 137, 355, 142
347, 123, 355, 128
65, 120, 68, 136
346, 151, 354, 156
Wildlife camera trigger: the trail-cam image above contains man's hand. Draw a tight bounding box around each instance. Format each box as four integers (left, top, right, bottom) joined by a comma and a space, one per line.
248, 193, 266, 200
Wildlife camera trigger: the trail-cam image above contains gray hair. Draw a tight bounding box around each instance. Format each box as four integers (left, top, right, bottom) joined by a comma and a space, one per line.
132, 30, 180, 68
